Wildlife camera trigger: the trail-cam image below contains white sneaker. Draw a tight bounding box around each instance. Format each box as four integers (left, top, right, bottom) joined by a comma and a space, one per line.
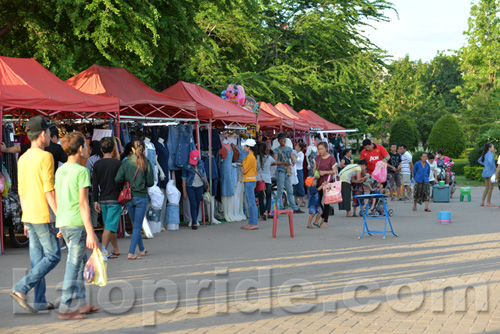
188, 222, 192, 227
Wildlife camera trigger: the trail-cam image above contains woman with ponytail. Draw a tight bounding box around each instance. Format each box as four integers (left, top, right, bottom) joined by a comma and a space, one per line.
115, 139, 154, 260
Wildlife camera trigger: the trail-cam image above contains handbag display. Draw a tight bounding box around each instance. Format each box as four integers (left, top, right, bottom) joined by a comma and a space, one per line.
323, 175, 342, 205
118, 167, 139, 205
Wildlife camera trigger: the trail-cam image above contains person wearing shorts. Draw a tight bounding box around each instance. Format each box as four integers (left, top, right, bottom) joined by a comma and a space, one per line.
306, 178, 325, 228
92, 137, 122, 258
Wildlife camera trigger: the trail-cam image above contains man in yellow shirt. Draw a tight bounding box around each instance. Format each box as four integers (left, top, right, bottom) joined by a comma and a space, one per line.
10, 116, 60, 313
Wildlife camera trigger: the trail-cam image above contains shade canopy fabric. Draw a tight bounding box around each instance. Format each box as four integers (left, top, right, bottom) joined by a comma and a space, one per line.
298, 109, 345, 133
274, 103, 314, 131
66, 65, 196, 118
0, 56, 119, 117
162, 81, 257, 124
258, 102, 295, 129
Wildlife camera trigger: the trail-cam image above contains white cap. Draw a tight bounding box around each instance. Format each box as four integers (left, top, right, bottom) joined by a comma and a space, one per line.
242, 138, 257, 147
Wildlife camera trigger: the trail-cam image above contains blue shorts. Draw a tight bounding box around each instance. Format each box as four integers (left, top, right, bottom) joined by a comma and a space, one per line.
309, 205, 323, 215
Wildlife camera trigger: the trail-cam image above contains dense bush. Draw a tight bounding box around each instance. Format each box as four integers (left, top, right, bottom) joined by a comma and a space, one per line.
468, 147, 483, 167
464, 166, 484, 181
389, 116, 419, 152
475, 125, 500, 153
412, 151, 424, 164
451, 159, 468, 176
427, 114, 466, 158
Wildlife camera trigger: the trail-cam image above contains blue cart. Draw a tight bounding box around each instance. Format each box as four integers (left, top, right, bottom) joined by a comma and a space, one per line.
353, 194, 398, 239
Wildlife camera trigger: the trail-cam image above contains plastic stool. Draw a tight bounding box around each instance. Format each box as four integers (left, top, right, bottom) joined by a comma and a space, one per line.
438, 211, 452, 224
272, 210, 294, 238
460, 193, 471, 202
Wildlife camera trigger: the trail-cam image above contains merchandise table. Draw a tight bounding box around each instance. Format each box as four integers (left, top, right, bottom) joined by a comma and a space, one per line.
353, 194, 397, 239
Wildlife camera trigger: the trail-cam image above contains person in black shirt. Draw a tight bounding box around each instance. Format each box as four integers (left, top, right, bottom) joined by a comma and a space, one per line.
1, 125, 67, 171
387, 143, 402, 201
92, 137, 122, 257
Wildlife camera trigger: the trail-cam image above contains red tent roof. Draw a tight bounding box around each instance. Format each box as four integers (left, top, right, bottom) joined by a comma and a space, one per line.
0, 57, 119, 117
66, 65, 196, 118
258, 102, 295, 129
298, 109, 345, 132
162, 81, 257, 124
274, 103, 314, 131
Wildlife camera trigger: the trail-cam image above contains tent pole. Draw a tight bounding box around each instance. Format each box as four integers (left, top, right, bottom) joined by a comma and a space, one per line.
0, 105, 3, 254
208, 119, 213, 225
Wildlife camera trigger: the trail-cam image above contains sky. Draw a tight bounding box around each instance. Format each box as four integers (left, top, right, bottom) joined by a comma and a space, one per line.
363, 0, 473, 63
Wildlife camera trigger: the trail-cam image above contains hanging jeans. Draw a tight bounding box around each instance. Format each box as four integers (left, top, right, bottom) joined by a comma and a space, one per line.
167, 125, 180, 170
175, 124, 196, 168
276, 171, 298, 211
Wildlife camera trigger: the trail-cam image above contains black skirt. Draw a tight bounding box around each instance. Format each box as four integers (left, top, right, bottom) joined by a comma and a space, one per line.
338, 182, 352, 211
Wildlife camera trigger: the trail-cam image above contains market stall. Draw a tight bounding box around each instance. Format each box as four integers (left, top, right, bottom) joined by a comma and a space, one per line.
0, 56, 120, 254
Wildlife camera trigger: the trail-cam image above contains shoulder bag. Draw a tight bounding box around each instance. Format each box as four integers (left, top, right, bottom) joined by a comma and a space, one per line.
323, 174, 343, 205
118, 167, 139, 205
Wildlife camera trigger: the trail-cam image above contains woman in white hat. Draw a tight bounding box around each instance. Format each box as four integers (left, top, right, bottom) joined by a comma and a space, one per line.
240, 139, 259, 230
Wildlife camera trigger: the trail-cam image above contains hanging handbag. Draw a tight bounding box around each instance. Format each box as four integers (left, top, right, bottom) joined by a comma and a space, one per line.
118, 167, 139, 205
194, 167, 209, 191
323, 174, 343, 205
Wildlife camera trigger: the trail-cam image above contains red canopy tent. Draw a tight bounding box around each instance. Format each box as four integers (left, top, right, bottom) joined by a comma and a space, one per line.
298, 109, 345, 133
0, 57, 120, 118
274, 103, 314, 131
161, 81, 256, 124
66, 65, 197, 121
258, 102, 295, 130
0, 57, 120, 254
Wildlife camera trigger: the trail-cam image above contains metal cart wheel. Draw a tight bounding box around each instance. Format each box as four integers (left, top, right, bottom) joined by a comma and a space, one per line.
388, 209, 394, 217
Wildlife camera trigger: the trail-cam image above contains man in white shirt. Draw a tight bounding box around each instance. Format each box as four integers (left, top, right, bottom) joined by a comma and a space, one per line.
398, 144, 413, 199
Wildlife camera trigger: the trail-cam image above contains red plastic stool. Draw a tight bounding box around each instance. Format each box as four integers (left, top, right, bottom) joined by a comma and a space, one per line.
272, 210, 294, 238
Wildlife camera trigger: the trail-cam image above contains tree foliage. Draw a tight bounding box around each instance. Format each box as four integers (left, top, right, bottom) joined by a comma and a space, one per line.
454, 0, 500, 141
388, 116, 419, 151
427, 114, 466, 159
0, 0, 395, 133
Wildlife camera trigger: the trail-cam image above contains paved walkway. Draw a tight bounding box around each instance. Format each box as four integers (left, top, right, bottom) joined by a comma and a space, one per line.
1, 187, 500, 333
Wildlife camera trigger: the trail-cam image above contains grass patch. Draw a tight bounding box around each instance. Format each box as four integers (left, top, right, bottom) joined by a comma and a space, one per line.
455, 175, 484, 187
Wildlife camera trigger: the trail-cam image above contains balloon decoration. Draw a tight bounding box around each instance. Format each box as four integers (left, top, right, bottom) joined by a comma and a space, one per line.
243, 96, 259, 114
221, 84, 245, 106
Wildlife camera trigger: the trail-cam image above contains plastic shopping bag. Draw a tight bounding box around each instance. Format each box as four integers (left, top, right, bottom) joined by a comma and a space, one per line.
372, 160, 388, 183
85, 248, 107, 286
323, 180, 343, 205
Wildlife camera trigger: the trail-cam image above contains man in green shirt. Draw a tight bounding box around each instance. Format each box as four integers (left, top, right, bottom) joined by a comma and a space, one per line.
55, 132, 99, 320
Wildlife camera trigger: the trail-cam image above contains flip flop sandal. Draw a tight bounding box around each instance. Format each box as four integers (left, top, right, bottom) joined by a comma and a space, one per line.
307, 225, 314, 229
9, 292, 37, 313
128, 255, 142, 260
111, 252, 120, 256
58, 311, 87, 320
107, 254, 119, 259
140, 248, 149, 256
241, 225, 250, 229
313, 222, 321, 228
319, 223, 328, 228
425, 209, 432, 212
244, 225, 259, 230
80, 305, 100, 314
45, 302, 56, 310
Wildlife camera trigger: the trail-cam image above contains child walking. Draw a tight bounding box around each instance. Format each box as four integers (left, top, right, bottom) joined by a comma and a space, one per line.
55, 132, 99, 320
306, 177, 327, 228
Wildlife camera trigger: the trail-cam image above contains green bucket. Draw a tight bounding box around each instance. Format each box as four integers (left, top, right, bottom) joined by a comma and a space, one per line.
439, 181, 445, 186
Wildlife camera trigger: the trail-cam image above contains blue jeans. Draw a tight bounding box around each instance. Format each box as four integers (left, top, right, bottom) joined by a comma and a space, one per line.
127, 196, 149, 254
59, 226, 88, 312
13, 223, 61, 310
276, 171, 298, 210
186, 186, 204, 224
167, 125, 180, 170
244, 182, 258, 225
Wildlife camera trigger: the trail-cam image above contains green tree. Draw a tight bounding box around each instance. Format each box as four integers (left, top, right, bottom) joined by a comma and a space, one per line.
427, 114, 466, 158
454, 0, 500, 141
388, 116, 419, 151
370, 56, 445, 145
427, 52, 463, 115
